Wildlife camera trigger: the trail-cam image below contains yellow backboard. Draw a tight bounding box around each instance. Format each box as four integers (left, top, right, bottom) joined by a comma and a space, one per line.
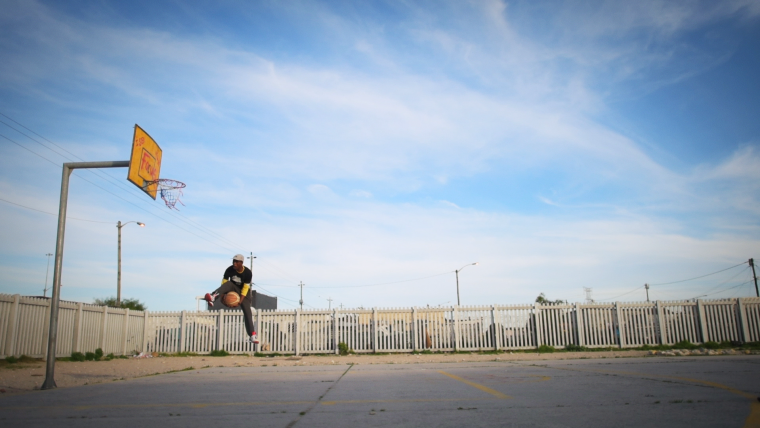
127, 124, 162, 199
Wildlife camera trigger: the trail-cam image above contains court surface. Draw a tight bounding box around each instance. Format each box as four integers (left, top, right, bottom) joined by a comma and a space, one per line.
1, 356, 759, 428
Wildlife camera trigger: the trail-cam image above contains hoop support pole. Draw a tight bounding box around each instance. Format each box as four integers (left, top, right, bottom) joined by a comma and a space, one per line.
42, 160, 129, 390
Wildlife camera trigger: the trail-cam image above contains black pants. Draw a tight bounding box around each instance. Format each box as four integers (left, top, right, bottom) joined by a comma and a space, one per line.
214, 283, 256, 336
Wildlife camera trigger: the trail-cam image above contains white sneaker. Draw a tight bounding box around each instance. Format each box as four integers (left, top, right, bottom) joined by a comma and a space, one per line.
204, 292, 218, 305
249, 333, 259, 344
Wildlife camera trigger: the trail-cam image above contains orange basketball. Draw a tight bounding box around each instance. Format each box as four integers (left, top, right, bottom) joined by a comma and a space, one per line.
223, 291, 241, 307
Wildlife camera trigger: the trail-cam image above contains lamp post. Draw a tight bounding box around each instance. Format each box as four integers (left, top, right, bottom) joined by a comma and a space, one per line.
455, 262, 479, 306
43, 253, 53, 297
117, 221, 145, 307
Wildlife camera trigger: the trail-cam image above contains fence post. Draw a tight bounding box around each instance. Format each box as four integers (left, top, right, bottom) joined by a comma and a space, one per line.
411, 307, 418, 352
99, 305, 109, 352
655, 301, 667, 345
256, 308, 262, 353
491, 305, 499, 351
216, 310, 224, 351
737, 298, 751, 343
372, 308, 378, 354
179, 311, 186, 353
615, 302, 626, 348
534, 304, 542, 347
121, 309, 130, 355
295, 309, 301, 356
575, 303, 584, 347
696, 299, 708, 344
141, 311, 150, 353
453, 306, 460, 351
333, 309, 339, 355
71, 302, 83, 353
5, 294, 20, 357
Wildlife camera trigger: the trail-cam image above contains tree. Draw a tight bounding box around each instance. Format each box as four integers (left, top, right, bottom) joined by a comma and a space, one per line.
93, 296, 147, 311
535, 293, 566, 305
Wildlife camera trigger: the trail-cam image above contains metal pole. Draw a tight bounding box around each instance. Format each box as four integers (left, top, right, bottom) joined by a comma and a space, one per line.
750, 258, 758, 297
117, 221, 122, 307
299, 281, 304, 310
42, 160, 129, 390
43, 253, 53, 297
455, 270, 460, 306
454, 263, 478, 307
645, 283, 650, 302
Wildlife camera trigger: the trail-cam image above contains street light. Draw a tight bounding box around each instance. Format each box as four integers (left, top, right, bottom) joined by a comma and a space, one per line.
43, 253, 53, 297
455, 262, 479, 306
117, 221, 144, 307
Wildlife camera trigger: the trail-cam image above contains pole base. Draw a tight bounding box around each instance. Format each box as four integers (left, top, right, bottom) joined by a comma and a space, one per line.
40, 377, 57, 390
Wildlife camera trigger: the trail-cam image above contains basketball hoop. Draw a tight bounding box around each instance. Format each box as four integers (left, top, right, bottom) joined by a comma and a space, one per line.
146, 179, 185, 210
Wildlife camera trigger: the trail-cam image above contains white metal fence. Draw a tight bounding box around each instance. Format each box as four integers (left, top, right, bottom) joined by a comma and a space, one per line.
2, 293, 759, 358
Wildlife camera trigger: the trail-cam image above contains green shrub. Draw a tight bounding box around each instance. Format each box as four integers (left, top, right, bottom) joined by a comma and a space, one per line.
209, 349, 229, 357
672, 340, 697, 350
85, 352, 97, 361
564, 344, 587, 352
95, 348, 104, 359
537, 345, 556, 353
338, 342, 350, 355
703, 341, 720, 349
5, 356, 18, 364
70, 352, 86, 362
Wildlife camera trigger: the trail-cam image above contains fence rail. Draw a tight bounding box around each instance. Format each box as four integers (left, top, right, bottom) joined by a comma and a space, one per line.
2, 294, 759, 358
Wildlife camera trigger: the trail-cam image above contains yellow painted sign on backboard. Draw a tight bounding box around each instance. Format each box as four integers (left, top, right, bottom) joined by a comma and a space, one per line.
127, 124, 162, 199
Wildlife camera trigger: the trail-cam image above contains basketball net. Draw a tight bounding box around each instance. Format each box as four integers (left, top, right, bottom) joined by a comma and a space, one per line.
147, 179, 186, 210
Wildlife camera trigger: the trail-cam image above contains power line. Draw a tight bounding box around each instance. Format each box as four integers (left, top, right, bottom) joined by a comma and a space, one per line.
0, 197, 114, 223
699, 279, 755, 298
1, 124, 242, 254
597, 285, 646, 302
2, 113, 312, 290
308, 271, 453, 289
687, 266, 750, 299
649, 261, 748, 286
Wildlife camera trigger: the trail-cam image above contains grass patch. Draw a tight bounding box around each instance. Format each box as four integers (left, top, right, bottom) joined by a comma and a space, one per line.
338, 342, 354, 355
537, 345, 556, 353
166, 367, 195, 373
254, 352, 290, 357
160, 352, 200, 357
564, 344, 588, 352
209, 350, 230, 357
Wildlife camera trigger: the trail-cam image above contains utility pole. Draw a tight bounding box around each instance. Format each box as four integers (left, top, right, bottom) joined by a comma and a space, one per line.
247, 253, 256, 294
299, 281, 304, 310
750, 258, 758, 297
327, 297, 333, 310
645, 283, 650, 302
584, 287, 594, 304
44, 253, 53, 297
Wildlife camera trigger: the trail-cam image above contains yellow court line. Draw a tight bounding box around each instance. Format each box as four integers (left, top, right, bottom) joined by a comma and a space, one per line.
320, 398, 488, 406
437, 370, 512, 399
2, 401, 314, 411
535, 365, 760, 428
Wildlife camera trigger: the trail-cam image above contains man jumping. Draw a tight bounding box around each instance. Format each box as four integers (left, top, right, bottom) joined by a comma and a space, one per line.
205, 254, 259, 344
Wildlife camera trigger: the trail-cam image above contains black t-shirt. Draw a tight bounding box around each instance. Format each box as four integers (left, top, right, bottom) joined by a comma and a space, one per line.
223, 266, 252, 289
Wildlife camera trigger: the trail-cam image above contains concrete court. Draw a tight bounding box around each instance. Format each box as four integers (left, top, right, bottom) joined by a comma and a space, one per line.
0, 356, 759, 428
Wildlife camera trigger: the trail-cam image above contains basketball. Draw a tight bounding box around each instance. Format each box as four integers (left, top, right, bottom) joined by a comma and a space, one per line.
223, 291, 241, 307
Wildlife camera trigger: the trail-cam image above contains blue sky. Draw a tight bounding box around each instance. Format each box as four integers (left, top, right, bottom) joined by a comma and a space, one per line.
1, 0, 759, 311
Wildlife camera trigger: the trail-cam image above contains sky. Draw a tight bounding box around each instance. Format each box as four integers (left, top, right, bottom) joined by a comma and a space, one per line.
1, 0, 759, 312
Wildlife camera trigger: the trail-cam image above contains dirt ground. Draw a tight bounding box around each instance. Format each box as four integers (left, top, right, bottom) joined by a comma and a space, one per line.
0, 350, 659, 395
